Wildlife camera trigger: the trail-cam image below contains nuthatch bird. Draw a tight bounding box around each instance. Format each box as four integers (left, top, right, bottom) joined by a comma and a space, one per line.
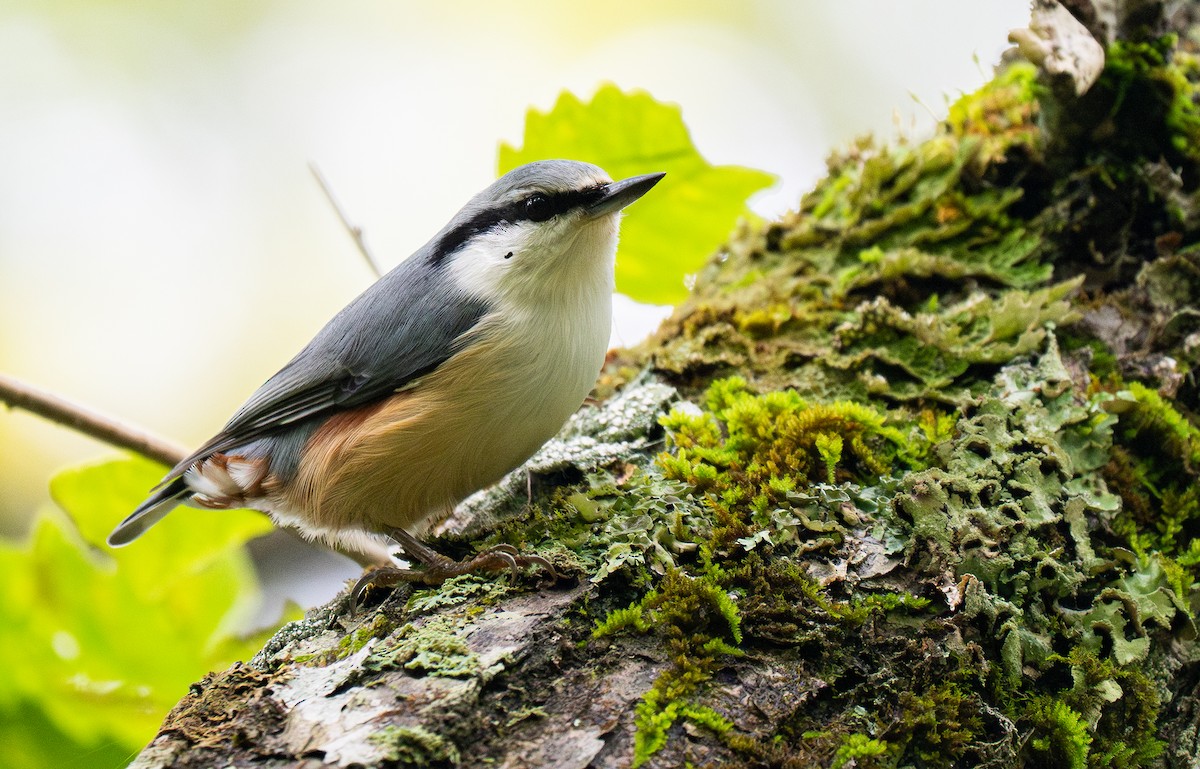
108, 160, 664, 591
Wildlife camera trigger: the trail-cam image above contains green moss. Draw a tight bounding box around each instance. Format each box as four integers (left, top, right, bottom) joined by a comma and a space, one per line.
593, 570, 743, 767
1120, 382, 1200, 469
946, 61, 1041, 146
658, 376, 913, 553
727, 553, 926, 651
677, 703, 735, 736
1099, 35, 1200, 168
887, 683, 985, 768
1052, 647, 1165, 768
1107, 381, 1200, 573
634, 689, 738, 767
831, 733, 891, 769
1025, 699, 1092, 769
334, 611, 397, 660
592, 603, 651, 638
590, 510, 937, 766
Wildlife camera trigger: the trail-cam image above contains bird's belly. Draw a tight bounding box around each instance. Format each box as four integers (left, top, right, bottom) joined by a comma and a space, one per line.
284, 326, 601, 536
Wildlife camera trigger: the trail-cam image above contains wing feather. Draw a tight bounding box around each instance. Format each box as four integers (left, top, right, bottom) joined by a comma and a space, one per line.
163, 254, 489, 480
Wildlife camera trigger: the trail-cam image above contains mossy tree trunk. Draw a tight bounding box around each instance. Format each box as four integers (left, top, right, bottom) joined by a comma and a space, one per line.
130, 3, 1200, 767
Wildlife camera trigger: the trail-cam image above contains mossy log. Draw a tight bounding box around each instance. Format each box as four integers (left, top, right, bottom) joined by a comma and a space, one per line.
130, 3, 1200, 767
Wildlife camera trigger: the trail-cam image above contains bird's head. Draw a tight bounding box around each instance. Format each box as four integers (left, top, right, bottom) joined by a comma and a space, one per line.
432, 160, 663, 306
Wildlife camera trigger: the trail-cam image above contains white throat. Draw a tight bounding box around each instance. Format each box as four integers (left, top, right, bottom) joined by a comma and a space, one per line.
446, 211, 618, 445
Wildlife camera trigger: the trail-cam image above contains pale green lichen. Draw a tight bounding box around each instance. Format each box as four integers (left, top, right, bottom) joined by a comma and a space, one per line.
827, 277, 1082, 401
627, 62, 1062, 410
576, 32, 1200, 768
405, 574, 511, 615
587, 336, 1191, 766
562, 468, 708, 583
896, 342, 1192, 681
363, 615, 480, 679
580, 39, 1200, 762
368, 724, 461, 766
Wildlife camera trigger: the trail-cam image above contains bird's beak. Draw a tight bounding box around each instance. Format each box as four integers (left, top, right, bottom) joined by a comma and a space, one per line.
586, 172, 666, 218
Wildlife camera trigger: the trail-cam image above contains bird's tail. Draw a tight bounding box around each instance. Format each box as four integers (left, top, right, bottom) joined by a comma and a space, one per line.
106, 477, 190, 546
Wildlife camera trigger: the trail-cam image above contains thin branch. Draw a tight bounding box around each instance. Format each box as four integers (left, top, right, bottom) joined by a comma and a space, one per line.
0, 371, 188, 467
309, 162, 383, 278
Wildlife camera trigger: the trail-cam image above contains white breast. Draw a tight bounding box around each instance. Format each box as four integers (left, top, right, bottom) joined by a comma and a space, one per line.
483, 287, 612, 456
443, 209, 619, 483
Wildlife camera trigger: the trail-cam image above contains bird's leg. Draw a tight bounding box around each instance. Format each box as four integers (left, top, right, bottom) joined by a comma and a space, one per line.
349, 526, 557, 611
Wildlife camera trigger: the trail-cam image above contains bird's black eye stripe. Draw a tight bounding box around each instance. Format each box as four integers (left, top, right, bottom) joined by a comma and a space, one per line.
430, 185, 609, 264
432, 210, 508, 263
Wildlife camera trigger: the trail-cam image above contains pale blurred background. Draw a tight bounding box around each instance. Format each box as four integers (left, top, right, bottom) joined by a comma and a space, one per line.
0, 0, 1028, 593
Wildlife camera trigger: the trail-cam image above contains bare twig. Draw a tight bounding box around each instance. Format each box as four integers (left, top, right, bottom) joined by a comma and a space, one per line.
309, 162, 383, 278
0, 371, 187, 467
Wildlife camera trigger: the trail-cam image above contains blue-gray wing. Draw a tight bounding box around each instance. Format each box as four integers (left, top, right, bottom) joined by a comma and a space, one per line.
164, 254, 489, 478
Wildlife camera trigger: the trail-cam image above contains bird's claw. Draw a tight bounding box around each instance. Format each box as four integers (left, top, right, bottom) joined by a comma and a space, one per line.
462, 543, 558, 581
348, 534, 559, 613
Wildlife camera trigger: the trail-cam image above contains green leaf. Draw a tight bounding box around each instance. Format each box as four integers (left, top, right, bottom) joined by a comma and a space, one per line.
0, 454, 280, 760
50, 456, 272, 613
500, 84, 775, 305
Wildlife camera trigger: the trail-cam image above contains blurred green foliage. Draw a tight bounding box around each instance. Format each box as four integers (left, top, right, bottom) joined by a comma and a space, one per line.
0, 455, 282, 768
500, 84, 776, 305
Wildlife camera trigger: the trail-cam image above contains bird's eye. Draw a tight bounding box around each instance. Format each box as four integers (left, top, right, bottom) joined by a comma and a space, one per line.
522, 193, 554, 222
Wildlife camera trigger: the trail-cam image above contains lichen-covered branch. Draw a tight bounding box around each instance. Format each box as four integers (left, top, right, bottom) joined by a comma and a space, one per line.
129, 2, 1200, 767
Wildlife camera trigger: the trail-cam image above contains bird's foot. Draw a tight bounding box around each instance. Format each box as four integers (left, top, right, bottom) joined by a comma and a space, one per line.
349, 529, 557, 612
348, 566, 424, 613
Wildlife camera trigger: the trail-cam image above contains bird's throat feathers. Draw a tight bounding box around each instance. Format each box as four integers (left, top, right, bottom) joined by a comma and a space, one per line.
445, 210, 619, 310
